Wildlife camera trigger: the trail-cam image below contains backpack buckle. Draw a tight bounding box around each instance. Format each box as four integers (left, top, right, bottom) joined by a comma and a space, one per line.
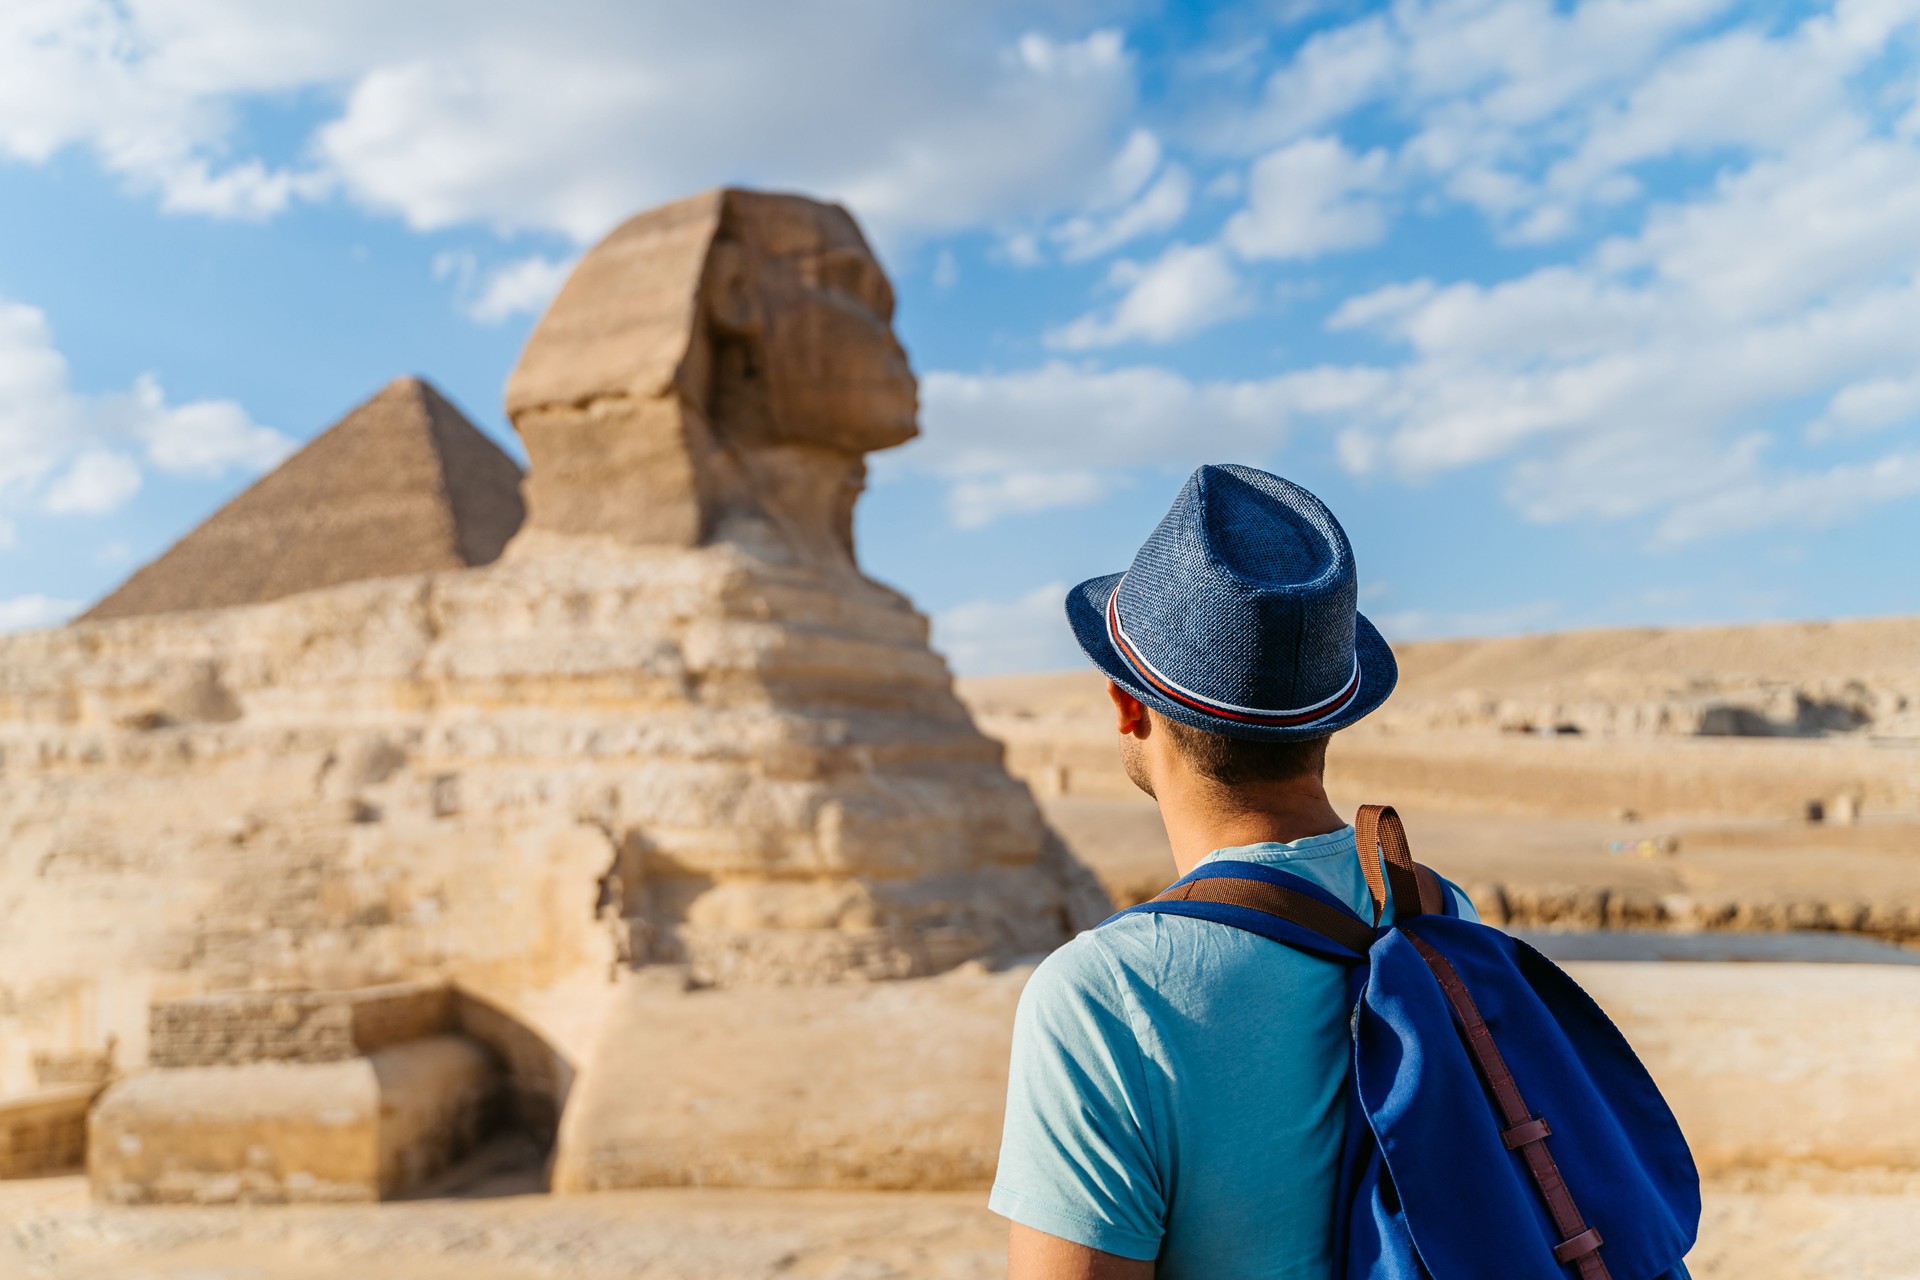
1501, 1116, 1552, 1149
1552, 1226, 1604, 1263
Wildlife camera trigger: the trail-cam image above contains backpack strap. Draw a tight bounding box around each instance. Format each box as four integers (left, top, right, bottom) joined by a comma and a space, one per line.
1110, 861, 1377, 963
1405, 930, 1612, 1280
1355, 804, 1448, 924
1148, 874, 1378, 957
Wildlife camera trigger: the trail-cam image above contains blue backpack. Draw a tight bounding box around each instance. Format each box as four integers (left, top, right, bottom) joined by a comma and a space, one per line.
1107, 805, 1700, 1280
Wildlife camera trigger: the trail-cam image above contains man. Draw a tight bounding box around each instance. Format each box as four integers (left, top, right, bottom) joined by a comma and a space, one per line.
992, 464, 1474, 1278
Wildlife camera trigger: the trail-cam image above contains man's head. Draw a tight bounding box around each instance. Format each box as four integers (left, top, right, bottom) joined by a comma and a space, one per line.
1064, 465, 1391, 842
1108, 679, 1328, 801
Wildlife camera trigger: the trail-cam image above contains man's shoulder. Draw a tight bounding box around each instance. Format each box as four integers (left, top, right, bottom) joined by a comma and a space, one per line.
1020, 927, 1127, 1016
1021, 909, 1334, 1020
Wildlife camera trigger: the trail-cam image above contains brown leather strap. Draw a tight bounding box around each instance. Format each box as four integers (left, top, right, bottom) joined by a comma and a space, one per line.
1414, 863, 1449, 917
1355, 804, 1424, 925
1554, 1228, 1605, 1265
1406, 932, 1610, 1280
1502, 1117, 1552, 1149
1151, 877, 1378, 957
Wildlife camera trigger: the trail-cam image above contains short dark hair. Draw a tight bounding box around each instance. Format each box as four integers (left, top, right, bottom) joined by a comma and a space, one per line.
1155, 712, 1328, 788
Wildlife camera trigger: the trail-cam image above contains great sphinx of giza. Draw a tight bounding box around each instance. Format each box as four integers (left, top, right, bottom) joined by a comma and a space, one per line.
0, 189, 1108, 1194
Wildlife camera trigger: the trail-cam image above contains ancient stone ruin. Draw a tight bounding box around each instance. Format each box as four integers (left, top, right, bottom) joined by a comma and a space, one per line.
84, 376, 526, 621
0, 188, 1106, 1199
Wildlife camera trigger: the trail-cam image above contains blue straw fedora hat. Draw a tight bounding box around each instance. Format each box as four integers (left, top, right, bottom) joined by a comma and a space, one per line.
1066, 464, 1396, 742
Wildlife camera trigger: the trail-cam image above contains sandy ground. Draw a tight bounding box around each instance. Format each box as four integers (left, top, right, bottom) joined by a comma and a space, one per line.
4, 1165, 1917, 1280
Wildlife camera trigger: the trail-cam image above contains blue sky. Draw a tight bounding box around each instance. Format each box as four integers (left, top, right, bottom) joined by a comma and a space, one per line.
3, 0, 1919, 671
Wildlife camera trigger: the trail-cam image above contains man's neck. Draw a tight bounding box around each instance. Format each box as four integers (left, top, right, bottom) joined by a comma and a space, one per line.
1157, 778, 1347, 876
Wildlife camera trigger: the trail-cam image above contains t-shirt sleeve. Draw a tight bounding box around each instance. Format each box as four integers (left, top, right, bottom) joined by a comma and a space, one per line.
989, 935, 1166, 1262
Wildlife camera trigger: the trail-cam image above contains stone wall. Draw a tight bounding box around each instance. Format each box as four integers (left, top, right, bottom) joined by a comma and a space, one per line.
149, 984, 453, 1069
0, 1086, 94, 1179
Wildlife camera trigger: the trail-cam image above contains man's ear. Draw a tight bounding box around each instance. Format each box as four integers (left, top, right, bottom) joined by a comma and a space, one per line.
1107, 680, 1150, 738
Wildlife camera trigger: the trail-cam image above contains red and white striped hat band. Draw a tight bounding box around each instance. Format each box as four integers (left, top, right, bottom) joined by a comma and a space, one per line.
1106, 580, 1362, 728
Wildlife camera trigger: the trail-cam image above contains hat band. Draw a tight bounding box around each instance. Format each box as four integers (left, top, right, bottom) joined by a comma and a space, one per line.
1107, 583, 1362, 728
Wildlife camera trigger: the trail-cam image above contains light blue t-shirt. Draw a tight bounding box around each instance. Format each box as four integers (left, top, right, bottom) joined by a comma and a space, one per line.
991, 826, 1478, 1276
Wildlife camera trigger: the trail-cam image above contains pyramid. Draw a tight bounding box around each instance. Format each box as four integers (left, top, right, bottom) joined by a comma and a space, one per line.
84, 377, 526, 621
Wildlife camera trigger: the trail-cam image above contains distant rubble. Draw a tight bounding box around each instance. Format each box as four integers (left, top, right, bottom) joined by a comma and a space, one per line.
1369, 617, 1920, 740
1371, 674, 1916, 739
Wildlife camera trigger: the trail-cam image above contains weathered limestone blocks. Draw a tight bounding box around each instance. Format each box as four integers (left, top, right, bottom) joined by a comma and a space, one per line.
149, 984, 455, 1069
90, 1036, 497, 1204
0, 1086, 94, 1179
90, 983, 500, 1204
544, 960, 1920, 1192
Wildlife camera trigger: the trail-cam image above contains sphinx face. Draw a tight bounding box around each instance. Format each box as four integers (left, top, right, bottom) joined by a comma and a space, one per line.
708, 234, 919, 456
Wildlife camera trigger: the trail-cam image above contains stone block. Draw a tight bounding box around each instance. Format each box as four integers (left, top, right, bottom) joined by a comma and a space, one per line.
0, 1085, 95, 1179
551, 964, 1021, 1193
148, 982, 453, 1069
89, 1035, 498, 1204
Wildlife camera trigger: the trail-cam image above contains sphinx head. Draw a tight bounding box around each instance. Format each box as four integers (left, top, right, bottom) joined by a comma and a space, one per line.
505, 188, 917, 566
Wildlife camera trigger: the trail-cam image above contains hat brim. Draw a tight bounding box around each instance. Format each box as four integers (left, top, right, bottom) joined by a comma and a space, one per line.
1065, 571, 1398, 742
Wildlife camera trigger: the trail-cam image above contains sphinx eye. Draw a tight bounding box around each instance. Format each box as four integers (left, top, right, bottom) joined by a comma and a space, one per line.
817, 248, 893, 318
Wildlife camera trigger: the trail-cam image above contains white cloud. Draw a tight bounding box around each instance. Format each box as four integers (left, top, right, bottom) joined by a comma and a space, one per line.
0, 297, 285, 525
43, 450, 143, 515
893, 359, 1387, 526
1224, 135, 1392, 260
1240, 17, 1398, 149
932, 581, 1081, 676
1052, 165, 1192, 262
1303, 122, 1920, 540
465, 254, 577, 324
948, 469, 1111, 528
1226, 0, 1883, 249
1091, 128, 1163, 208
1655, 450, 1920, 546
1811, 375, 1920, 441
0, 4, 1144, 246
0, 594, 80, 634
1101, 0, 1920, 546
1048, 242, 1248, 349
104, 375, 293, 476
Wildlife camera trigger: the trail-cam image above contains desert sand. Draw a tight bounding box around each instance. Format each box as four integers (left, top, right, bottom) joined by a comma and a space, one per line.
4, 1167, 1918, 1280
